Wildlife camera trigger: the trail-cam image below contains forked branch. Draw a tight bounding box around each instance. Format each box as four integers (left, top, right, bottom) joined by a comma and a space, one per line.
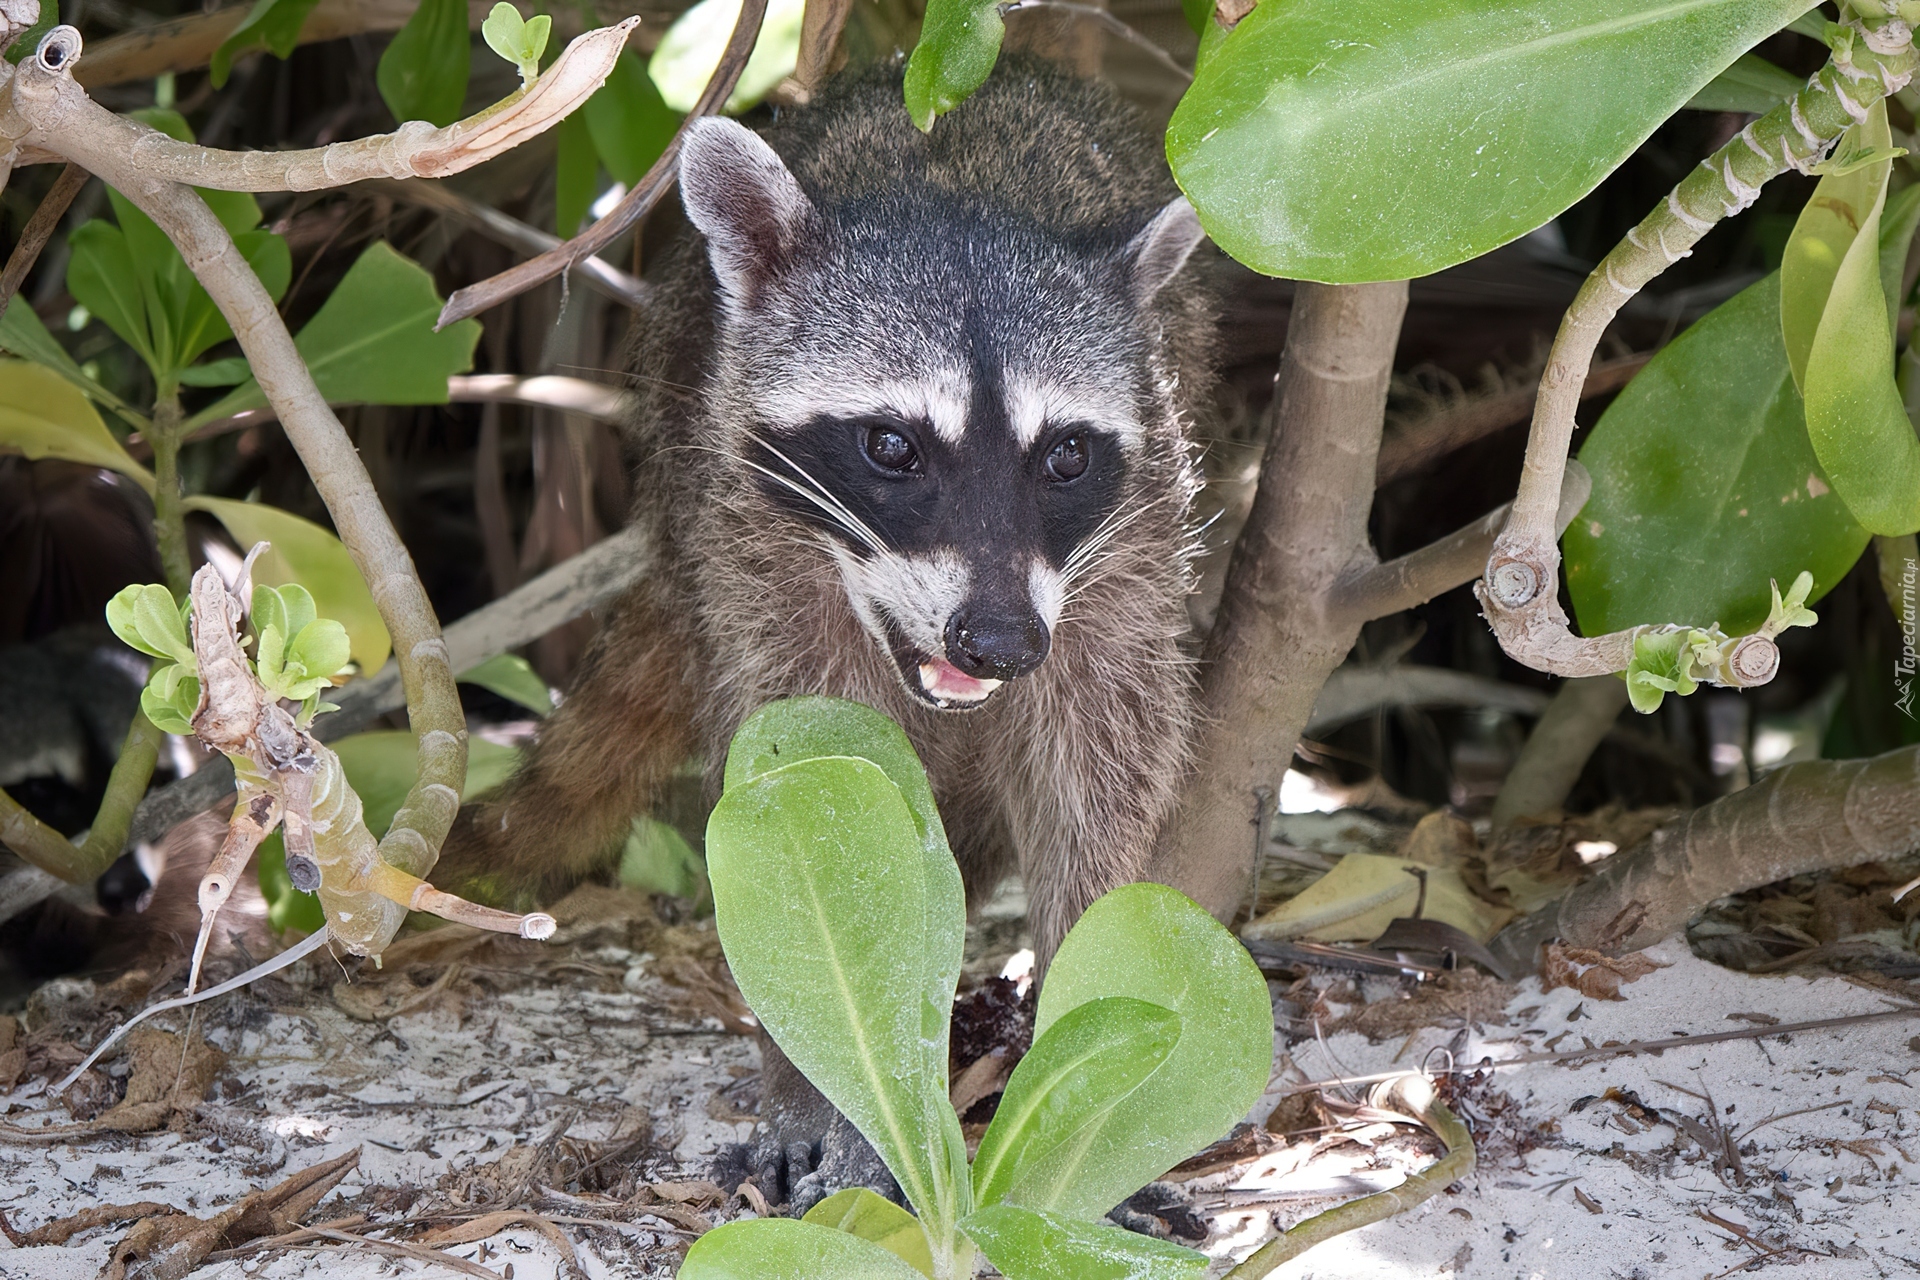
1483, 10, 1918, 683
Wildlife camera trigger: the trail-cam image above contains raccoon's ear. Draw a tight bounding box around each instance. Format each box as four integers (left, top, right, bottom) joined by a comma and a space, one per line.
679, 117, 814, 306
1125, 197, 1206, 302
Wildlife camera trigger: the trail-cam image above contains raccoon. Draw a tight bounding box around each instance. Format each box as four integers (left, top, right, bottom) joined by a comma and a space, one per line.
438, 57, 1217, 1203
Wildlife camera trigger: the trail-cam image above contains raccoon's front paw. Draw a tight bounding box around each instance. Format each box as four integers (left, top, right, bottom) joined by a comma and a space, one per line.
710, 1111, 901, 1215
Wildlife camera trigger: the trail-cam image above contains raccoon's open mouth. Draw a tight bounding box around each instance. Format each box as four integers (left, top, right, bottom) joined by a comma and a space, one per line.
881, 625, 1003, 710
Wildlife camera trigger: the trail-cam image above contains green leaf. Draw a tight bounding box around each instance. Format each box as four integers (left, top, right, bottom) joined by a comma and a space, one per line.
1167, 0, 1817, 281
1179, 0, 1211, 37
681, 1217, 930, 1280
210, 0, 324, 87
107, 583, 194, 664
0, 297, 141, 421
960, 1205, 1208, 1280
194, 242, 480, 424
903, 0, 1005, 131
0, 359, 154, 490
706, 753, 963, 1229
185, 496, 393, 673
178, 356, 252, 387
1684, 51, 1803, 113
141, 674, 200, 735
648, 0, 806, 115
378, 0, 472, 127
1625, 629, 1706, 713
972, 998, 1181, 1210
1024, 883, 1271, 1223
554, 109, 600, 239
1566, 274, 1870, 636
804, 1188, 935, 1278
458, 652, 552, 714
481, 2, 549, 88
585, 51, 682, 186
283, 618, 353, 697
1804, 150, 1920, 536
1782, 101, 1894, 392
722, 697, 970, 1204
67, 221, 159, 371
618, 815, 707, 900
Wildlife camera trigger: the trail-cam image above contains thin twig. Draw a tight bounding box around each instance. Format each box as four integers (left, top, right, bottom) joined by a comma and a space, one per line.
1000, 0, 1191, 82
437, 0, 768, 327
1277, 1003, 1920, 1098
0, 162, 88, 322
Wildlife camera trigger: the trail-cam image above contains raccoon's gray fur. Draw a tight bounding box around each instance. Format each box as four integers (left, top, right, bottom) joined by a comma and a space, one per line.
438, 56, 1218, 1202
445, 58, 1215, 949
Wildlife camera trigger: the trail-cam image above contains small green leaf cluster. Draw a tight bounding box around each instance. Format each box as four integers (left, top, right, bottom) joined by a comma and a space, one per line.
481, 3, 551, 89
682, 697, 1273, 1280
251, 583, 352, 705
1619, 573, 1820, 714
105, 584, 201, 735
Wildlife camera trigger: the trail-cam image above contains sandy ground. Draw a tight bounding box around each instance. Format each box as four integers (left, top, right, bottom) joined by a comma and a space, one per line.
1, 892, 1917, 1278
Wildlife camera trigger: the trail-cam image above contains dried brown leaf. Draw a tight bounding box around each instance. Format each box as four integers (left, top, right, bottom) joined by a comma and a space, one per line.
1540, 942, 1667, 1000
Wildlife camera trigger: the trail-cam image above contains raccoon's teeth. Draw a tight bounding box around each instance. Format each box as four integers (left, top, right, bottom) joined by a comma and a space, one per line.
919, 658, 1002, 703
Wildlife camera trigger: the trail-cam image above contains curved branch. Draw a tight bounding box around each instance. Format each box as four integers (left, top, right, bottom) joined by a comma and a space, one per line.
1481, 18, 1918, 682
15, 20, 638, 192
436, 0, 769, 327
11, 29, 465, 953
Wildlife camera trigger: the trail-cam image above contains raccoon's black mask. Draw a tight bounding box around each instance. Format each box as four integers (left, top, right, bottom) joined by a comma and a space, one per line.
679, 115, 1204, 711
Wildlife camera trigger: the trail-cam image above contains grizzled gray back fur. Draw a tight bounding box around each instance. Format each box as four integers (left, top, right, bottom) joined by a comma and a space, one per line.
442, 57, 1218, 991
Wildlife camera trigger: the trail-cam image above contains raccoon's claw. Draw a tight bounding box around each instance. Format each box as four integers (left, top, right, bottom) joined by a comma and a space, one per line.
711, 1112, 901, 1215
1108, 1181, 1210, 1243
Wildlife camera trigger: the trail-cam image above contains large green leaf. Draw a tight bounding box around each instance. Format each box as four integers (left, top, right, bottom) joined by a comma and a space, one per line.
0, 359, 154, 490
1167, 0, 1816, 281
1566, 274, 1870, 635
1023, 884, 1272, 1223
723, 697, 970, 1204
681, 1217, 929, 1280
1781, 101, 1893, 393
960, 1205, 1207, 1280
0, 297, 137, 420
195, 242, 480, 424
211, 0, 324, 87
67, 221, 160, 372
1878, 183, 1920, 330
804, 1188, 935, 1278
585, 51, 682, 186
971, 997, 1180, 1211
705, 753, 961, 1229
184, 495, 393, 672
458, 652, 552, 714
1804, 168, 1920, 536
378, 0, 471, 127
904, 0, 1004, 131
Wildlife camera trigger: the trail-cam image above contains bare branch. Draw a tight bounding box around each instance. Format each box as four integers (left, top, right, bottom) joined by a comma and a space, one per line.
1489, 675, 1631, 829
1334, 462, 1590, 625
436, 0, 768, 327
794, 0, 855, 91
1480, 22, 1917, 681
1376, 353, 1645, 487
17, 21, 637, 192
1150, 281, 1408, 922
0, 162, 86, 322
1489, 744, 1920, 975
12, 28, 466, 951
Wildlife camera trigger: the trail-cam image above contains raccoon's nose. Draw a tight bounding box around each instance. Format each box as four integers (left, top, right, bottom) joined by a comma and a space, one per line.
946, 611, 1050, 680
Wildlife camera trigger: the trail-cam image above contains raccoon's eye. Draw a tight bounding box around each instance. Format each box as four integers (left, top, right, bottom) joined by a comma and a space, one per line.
863, 424, 920, 473
1044, 434, 1090, 483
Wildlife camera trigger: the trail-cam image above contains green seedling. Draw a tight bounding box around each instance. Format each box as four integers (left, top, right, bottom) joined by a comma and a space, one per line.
483, 3, 553, 89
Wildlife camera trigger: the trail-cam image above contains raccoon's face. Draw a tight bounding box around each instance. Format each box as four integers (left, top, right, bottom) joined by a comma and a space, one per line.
680, 117, 1203, 710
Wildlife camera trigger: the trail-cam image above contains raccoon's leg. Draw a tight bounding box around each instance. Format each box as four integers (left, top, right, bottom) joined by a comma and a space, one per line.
434, 580, 699, 902
997, 659, 1194, 973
